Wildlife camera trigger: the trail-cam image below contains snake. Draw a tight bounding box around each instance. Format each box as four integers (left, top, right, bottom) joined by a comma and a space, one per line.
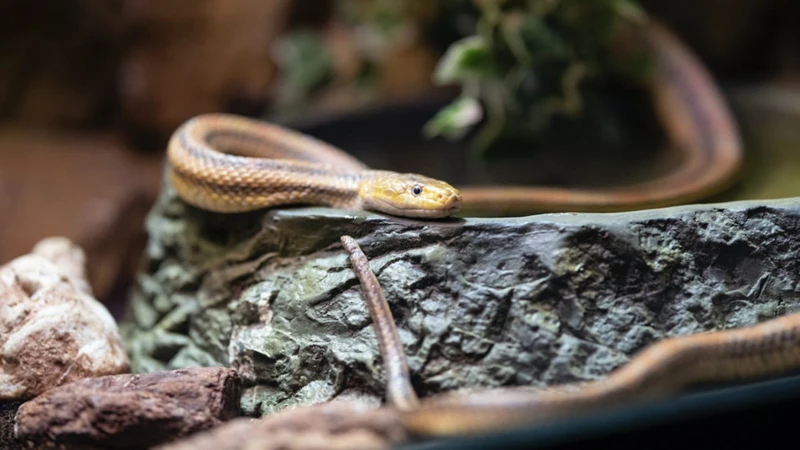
166, 21, 742, 219
166, 115, 461, 219
165, 15, 757, 440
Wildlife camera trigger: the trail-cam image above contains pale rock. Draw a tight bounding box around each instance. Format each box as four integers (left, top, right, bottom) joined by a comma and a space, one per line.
0, 237, 129, 401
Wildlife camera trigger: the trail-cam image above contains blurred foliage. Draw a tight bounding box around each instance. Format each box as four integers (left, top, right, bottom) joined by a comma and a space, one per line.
271, 0, 437, 116
271, 31, 334, 109
425, 0, 653, 152
334, 0, 437, 38
272, 0, 655, 153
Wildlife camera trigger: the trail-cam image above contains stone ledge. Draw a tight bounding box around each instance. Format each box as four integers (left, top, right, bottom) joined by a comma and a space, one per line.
122, 187, 800, 416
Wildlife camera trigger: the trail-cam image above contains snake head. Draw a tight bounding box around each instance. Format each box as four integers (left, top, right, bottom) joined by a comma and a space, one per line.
358, 171, 462, 218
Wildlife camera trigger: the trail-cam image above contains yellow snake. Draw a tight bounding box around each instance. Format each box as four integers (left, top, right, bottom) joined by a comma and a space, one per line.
165, 17, 757, 440
167, 21, 742, 218
166, 113, 462, 218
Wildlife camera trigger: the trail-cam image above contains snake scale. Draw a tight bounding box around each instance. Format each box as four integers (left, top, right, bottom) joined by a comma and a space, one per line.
162, 17, 784, 437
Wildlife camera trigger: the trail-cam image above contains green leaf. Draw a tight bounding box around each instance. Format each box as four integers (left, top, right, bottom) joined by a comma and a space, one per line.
432, 36, 495, 85
272, 32, 333, 105
423, 96, 484, 140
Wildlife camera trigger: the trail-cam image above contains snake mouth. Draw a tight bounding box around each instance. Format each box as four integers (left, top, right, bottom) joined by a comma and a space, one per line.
372, 197, 461, 218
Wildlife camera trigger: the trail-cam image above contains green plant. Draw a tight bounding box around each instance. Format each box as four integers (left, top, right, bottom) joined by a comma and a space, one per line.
424, 0, 652, 153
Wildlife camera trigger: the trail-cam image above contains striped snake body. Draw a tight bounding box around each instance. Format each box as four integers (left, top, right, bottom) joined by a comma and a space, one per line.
166, 21, 741, 218
164, 17, 767, 439
167, 114, 462, 218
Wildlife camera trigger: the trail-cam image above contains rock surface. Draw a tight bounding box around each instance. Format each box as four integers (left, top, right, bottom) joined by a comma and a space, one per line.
122, 185, 800, 417
157, 401, 404, 450
16, 367, 240, 449
0, 237, 129, 401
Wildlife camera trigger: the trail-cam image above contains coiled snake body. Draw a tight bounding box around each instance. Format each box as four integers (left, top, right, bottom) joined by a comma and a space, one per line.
163, 19, 777, 438
167, 22, 741, 218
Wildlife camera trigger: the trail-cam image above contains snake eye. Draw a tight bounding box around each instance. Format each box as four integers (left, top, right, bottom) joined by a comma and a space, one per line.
412, 185, 422, 196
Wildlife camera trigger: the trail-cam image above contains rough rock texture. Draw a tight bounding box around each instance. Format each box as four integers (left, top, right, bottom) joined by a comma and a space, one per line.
157, 401, 405, 450
0, 237, 129, 401
122, 185, 800, 417
16, 367, 240, 450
